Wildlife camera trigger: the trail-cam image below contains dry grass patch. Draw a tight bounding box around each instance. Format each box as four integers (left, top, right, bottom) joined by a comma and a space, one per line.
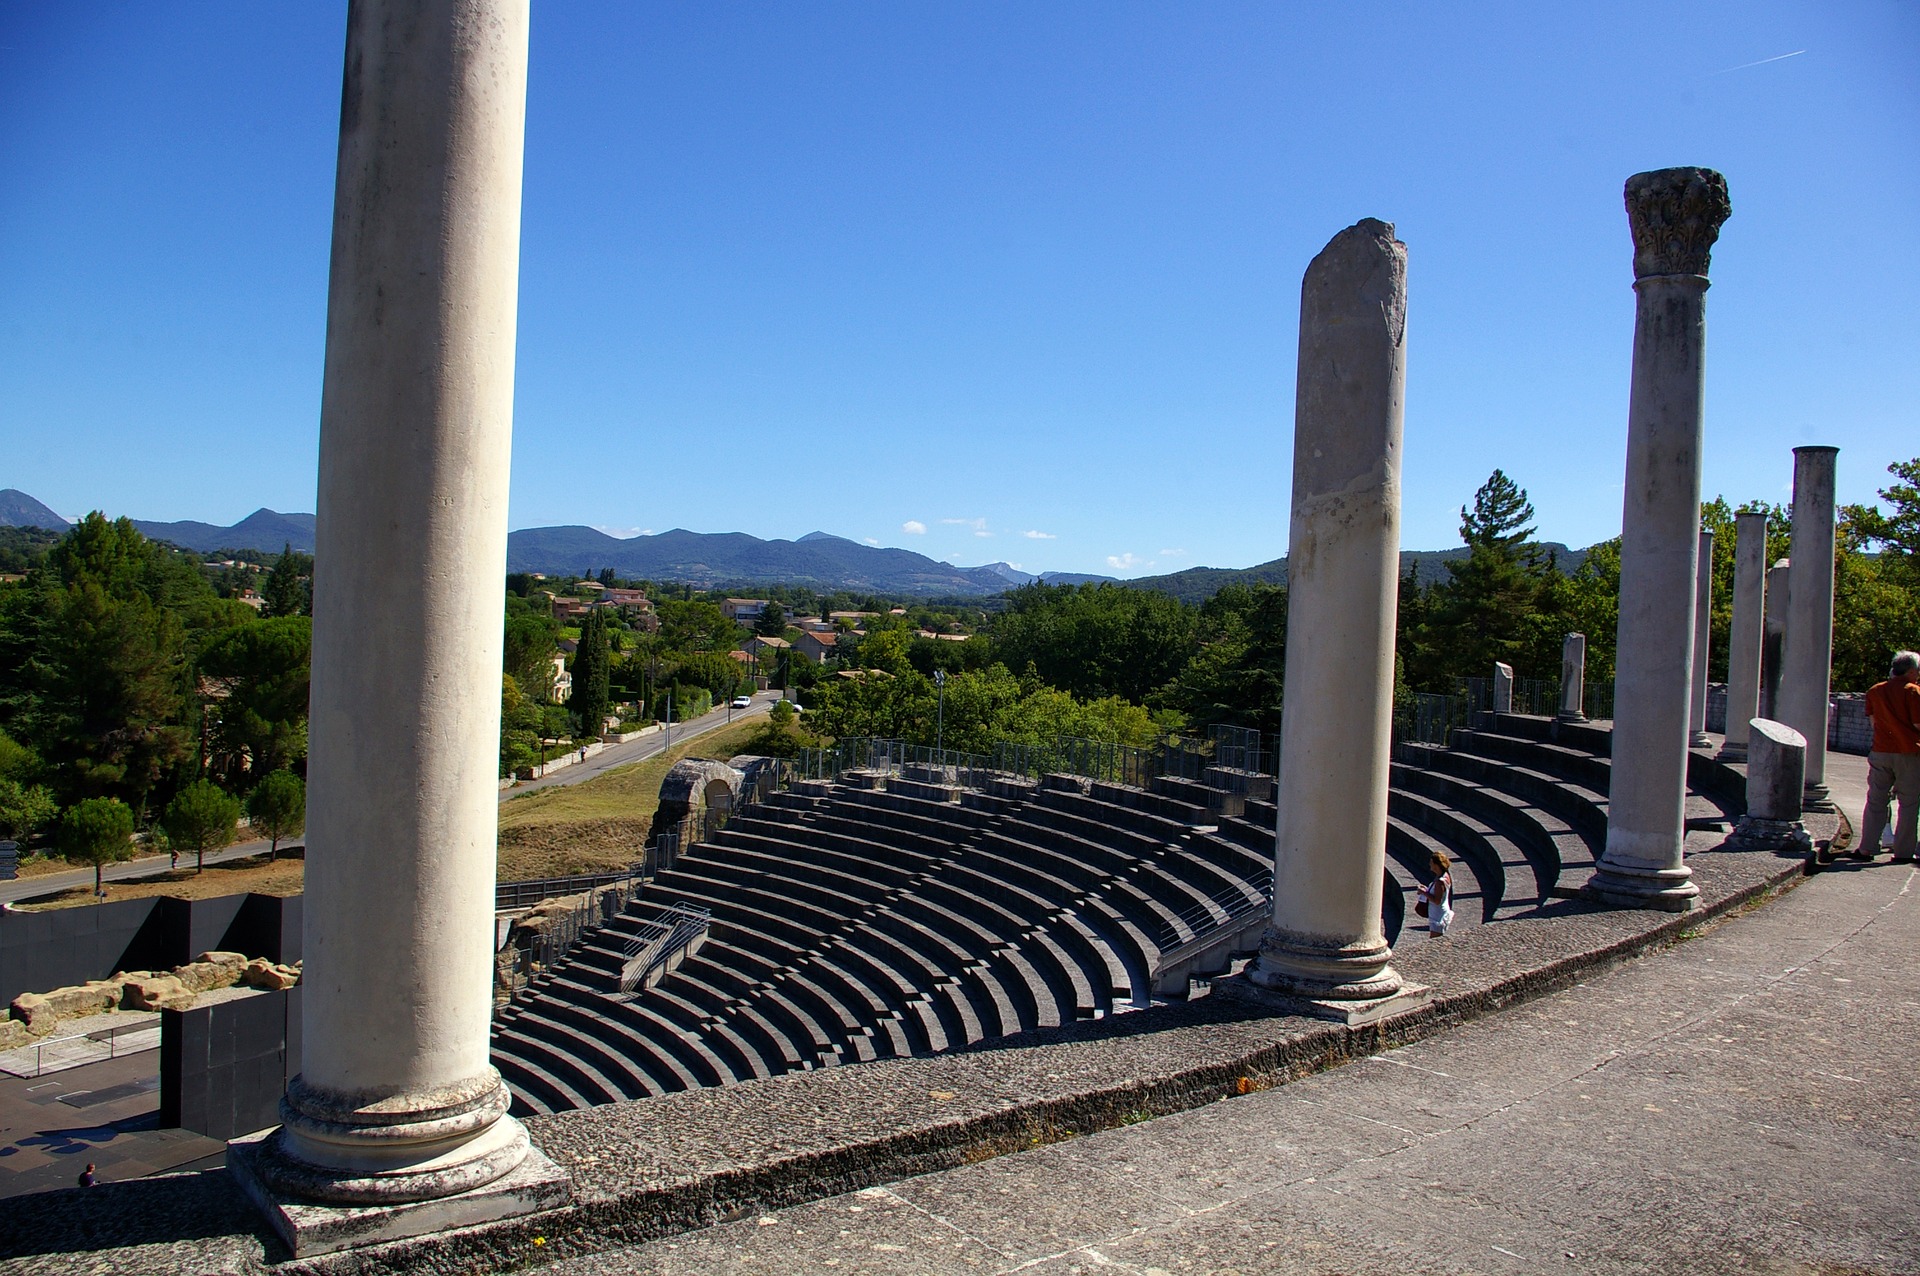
494, 719, 768, 881
15, 851, 306, 910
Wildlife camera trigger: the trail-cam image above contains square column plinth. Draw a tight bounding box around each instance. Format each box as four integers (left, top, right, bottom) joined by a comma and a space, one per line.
229, 1131, 571, 1258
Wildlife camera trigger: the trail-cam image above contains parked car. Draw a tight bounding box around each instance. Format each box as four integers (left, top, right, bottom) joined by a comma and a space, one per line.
731, 695, 753, 709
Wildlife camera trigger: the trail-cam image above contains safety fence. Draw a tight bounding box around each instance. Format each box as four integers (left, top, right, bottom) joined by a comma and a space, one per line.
1402, 678, 1616, 745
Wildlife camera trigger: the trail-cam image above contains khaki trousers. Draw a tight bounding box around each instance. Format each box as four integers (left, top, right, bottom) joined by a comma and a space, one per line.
1859, 750, 1920, 860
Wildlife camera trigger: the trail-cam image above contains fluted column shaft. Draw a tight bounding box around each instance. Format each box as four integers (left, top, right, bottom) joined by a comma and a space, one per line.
257, 0, 531, 1203
1253, 219, 1406, 1001
1780, 446, 1839, 807
1591, 167, 1730, 912
1719, 512, 1767, 760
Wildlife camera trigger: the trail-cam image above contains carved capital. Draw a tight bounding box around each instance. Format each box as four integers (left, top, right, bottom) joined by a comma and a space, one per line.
1624, 167, 1731, 279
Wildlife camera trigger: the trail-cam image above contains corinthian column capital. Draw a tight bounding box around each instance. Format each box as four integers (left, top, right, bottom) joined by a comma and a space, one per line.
1625, 167, 1732, 279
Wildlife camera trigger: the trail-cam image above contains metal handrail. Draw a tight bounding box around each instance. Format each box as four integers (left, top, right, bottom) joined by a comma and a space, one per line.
1155, 881, 1272, 959
620, 903, 712, 994
1, 1018, 159, 1078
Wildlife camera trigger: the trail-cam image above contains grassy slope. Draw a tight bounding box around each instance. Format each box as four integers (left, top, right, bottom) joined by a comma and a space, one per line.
16, 719, 771, 910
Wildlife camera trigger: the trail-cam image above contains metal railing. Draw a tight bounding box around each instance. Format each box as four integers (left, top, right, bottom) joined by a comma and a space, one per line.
0, 1018, 158, 1078
496, 868, 643, 912
621, 903, 712, 995
1155, 880, 1272, 958
497, 871, 647, 1005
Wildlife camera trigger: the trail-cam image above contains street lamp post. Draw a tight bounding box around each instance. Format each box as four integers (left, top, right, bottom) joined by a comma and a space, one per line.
934, 668, 946, 757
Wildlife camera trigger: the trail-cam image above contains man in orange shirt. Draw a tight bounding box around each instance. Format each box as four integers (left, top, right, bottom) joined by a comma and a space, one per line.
1857, 650, 1920, 863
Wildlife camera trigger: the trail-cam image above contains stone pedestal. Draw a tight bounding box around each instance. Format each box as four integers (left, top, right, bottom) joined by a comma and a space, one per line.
1559, 633, 1587, 722
1492, 662, 1515, 715
1689, 530, 1715, 749
1250, 219, 1407, 1007
1760, 559, 1789, 720
1588, 167, 1731, 913
1728, 719, 1811, 854
235, 0, 556, 1228
1718, 512, 1767, 761
1780, 447, 1839, 810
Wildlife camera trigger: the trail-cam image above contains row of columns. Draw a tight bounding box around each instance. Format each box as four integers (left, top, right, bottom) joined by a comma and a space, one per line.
239, 10, 1841, 1241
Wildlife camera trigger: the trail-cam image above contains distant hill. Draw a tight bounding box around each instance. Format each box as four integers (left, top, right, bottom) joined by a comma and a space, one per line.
131, 508, 317, 555
1129, 543, 1590, 604
0, 490, 70, 530
506, 526, 1029, 596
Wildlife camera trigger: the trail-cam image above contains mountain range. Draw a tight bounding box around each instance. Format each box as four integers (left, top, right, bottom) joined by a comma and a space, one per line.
0, 487, 1590, 601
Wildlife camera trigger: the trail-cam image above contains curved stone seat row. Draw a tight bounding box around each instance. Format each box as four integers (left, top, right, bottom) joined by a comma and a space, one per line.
491, 716, 1740, 1113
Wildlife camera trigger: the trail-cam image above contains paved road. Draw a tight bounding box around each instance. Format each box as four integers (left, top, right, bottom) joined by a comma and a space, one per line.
0, 692, 781, 906
498, 691, 776, 800
553, 762, 1917, 1275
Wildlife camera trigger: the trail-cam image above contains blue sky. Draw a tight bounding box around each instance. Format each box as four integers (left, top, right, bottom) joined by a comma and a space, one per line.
3, 3, 1916, 578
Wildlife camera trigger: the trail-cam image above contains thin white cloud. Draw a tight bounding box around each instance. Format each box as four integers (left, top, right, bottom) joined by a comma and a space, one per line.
1023, 529, 1056, 540
902, 520, 927, 535
974, 529, 993, 538
592, 525, 653, 539
864, 537, 880, 546
1107, 552, 1142, 571
941, 517, 989, 532
1157, 548, 1186, 557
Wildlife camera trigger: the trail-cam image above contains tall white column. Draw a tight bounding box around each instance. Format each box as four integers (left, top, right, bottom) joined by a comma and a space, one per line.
1780, 446, 1839, 809
1559, 633, 1587, 722
1251, 219, 1407, 1005
251, 0, 532, 1204
1589, 167, 1730, 913
1760, 558, 1789, 720
1689, 530, 1715, 748
1718, 511, 1767, 761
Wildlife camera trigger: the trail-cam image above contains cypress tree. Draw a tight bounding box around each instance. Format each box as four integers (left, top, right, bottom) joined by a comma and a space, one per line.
569, 607, 613, 739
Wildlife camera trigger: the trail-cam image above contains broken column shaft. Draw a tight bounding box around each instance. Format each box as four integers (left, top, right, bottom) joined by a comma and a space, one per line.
1252, 219, 1408, 1003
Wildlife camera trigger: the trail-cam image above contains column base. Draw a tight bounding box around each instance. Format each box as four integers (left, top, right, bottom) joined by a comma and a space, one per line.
1715, 742, 1748, 762
1583, 860, 1699, 912
1557, 711, 1588, 724
1217, 974, 1432, 1026
1802, 782, 1834, 812
1727, 816, 1811, 855
1248, 928, 1402, 1001
228, 1124, 571, 1258
1689, 731, 1713, 749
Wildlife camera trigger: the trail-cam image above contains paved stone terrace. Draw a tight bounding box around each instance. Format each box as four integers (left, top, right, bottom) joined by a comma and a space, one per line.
0, 804, 1851, 1275
550, 849, 1920, 1276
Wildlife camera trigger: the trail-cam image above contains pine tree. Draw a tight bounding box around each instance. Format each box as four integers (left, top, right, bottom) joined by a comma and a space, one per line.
568, 607, 613, 739
262, 544, 310, 618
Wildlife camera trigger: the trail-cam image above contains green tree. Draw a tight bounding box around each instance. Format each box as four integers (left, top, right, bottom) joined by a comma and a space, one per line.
568, 607, 612, 738
990, 583, 1195, 703
245, 769, 306, 860
59, 796, 134, 896
1411, 470, 1553, 687
0, 779, 58, 841
1161, 583, 1287, 734
754, 601, 788, 637
502, 596, 559, 697
196, 616, 312, 784
261, 543, 311, 618
160, 778, 241, 873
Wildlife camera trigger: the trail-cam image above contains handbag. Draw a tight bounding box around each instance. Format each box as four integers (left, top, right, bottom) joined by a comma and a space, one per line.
1414, 895, 1429, 918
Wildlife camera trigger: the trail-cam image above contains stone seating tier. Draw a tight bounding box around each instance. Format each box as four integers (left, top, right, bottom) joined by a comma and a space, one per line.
490, 720, 1726, 1114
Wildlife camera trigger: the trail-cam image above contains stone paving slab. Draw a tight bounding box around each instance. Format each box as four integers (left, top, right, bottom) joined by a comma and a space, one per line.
0, 817, 1833, 1275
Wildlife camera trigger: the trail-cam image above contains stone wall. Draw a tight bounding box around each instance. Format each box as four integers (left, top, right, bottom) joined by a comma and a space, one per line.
1705, 683, 1872, 755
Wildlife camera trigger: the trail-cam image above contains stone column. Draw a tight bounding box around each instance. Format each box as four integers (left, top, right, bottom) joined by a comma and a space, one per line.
1728, 719, 1811, 854
1492, 662, 1514, 715
1689, 530, 1716, 748
233, 0, 563, 1233
1718, 512, 1767, 761
1588, 168, 1730, 913
1780, 446, 1839, 809
1559, 633, 1587, 722
1249, 219, 1415, 1015
1760, 559, 1789, 719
